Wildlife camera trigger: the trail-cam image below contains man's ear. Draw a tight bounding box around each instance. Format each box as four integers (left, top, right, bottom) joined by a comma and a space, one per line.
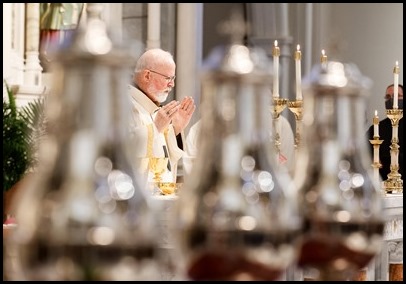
145, 69, 153, 82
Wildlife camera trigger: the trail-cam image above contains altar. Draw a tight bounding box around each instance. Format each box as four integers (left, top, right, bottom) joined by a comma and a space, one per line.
374, 194, 403, 281
151, 193, 403, 281
3, 193, 403, 281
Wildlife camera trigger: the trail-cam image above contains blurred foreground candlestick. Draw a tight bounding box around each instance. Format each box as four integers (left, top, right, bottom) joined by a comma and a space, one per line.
393, 61, 399, 109
4, 3, 167, 280
173, 35, 303, 280
298, 60, 385, 280
295, 44, 302, 100
273, 40, 280, 98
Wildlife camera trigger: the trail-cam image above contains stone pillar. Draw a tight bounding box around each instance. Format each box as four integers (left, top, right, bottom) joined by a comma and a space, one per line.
15, 3, 46, 108
175, 3, 203, 129
3, 3, 13, 98
25, 3, 43, 87
9, 3, 26, 86
246, 4, 293, 100
147, 3, 161, 49
102, 4, 123, 43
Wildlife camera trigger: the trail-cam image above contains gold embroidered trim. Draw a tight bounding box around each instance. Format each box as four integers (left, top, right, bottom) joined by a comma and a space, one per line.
147, 123, 153, 158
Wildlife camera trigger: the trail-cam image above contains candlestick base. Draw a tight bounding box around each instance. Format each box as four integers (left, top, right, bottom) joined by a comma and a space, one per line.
383, 177, 403, 194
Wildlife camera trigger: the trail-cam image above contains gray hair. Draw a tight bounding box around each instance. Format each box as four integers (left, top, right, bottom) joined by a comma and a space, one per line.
134, 48, 175, 73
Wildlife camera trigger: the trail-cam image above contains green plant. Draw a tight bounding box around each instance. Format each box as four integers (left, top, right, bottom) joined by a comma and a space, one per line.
3, 81, 46, 192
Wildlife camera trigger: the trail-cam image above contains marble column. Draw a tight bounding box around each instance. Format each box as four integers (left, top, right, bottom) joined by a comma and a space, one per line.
246, 4, 293, 100
3, 3, 13, 96
147, 3, 161, 49
9, 3, 26, 86
25, 3, 43, 87
175, 3, 203, 131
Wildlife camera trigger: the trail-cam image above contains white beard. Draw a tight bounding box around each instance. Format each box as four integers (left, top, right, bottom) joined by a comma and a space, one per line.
156, 92, 169, 103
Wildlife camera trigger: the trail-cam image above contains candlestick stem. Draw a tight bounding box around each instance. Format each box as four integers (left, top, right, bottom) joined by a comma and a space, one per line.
271, 98, 288, 157
369, 137, 383, 193
287, 99, 304, 149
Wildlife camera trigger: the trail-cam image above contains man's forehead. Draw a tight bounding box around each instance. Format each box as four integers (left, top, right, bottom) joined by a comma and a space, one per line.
386, 86, 403, 97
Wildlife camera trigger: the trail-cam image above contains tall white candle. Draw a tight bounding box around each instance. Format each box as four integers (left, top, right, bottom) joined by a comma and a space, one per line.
273, 40, 280, 98
295, 44, 302, 100
373, 110, 379, 137
393, 61, 399, 109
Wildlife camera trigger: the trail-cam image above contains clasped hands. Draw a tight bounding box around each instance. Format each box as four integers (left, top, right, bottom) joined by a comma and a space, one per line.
154, 96, 196, 135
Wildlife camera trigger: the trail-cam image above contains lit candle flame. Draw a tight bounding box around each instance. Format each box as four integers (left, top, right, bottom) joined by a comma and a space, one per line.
274, 40, 278, 47
297, 44, 300, 51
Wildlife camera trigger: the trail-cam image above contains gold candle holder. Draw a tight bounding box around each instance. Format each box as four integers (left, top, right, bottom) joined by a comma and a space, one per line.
383, 108, 403, 194
271, 98, 288, 119
287, 99, 304, 149
271, 98, 288, 153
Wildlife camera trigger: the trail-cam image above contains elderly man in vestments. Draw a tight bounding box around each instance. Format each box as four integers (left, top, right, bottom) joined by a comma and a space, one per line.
128, 48, 196, 186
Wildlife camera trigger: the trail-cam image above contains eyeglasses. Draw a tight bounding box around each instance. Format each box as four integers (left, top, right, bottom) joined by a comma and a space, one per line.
148, 69, 176, 82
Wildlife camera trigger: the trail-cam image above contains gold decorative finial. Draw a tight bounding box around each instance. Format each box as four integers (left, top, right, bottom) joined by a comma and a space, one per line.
393, 61, 400, 74
320, 49, 327, 64
272, 40, 280, 57
294, 44, 301, 60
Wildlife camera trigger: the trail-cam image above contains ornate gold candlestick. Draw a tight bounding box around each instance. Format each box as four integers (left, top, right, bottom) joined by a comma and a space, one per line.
369, 137, 383, 191
287, 99, 304, 149
383, 108, 403, 193
271, 98, 288, 154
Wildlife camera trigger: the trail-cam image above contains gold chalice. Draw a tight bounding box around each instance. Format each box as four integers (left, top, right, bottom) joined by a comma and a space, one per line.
148, 157, 169, 183
158, 182, 178, 195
